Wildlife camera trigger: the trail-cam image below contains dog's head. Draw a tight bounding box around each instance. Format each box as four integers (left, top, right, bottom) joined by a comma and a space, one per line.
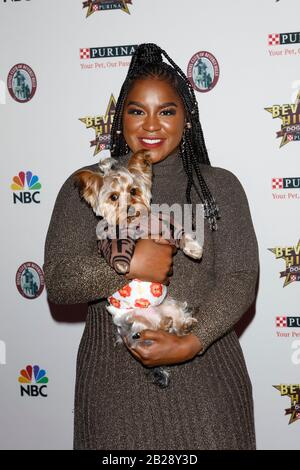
74, 149, 153, 226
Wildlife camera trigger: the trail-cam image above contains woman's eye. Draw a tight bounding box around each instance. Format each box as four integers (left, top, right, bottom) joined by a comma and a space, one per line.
127, 108, 144, 115
161, 108, 176, 116
110, 194, 119, 201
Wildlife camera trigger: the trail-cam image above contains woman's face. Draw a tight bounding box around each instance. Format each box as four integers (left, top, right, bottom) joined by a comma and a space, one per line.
122, 78, 186, 164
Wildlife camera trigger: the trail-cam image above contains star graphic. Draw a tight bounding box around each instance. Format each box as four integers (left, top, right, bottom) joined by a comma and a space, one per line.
79, 94, 116, 156
83, 0, 132, 18
265, 90, 300, 147
273, 385, 300, 424
268, 239, 300, 286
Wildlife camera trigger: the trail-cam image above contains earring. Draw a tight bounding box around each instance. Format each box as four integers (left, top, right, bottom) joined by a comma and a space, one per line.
125, 143, 129, 154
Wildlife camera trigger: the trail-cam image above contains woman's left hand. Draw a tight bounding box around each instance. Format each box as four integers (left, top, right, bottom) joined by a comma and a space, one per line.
123, 330, 203, 367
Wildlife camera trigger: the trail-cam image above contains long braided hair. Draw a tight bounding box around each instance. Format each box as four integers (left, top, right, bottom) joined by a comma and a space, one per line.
110, 43, 220, 231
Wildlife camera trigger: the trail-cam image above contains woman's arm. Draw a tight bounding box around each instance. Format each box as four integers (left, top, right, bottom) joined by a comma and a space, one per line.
43, 170, 128, 304
191, 167, 259, 355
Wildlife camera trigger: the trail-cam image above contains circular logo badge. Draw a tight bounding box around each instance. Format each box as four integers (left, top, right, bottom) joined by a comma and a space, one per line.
16, 262, 45, 299
7, 64, 37, 103
187, 51, 220, 93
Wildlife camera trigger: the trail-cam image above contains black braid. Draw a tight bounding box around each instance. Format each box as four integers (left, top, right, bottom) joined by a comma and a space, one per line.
110, 43, 220, 230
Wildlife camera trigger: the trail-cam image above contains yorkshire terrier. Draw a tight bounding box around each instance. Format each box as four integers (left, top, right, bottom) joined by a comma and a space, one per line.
74, 150, 203, 388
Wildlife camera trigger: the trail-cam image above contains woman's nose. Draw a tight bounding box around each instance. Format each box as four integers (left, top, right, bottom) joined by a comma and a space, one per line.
142, 114, 161, 132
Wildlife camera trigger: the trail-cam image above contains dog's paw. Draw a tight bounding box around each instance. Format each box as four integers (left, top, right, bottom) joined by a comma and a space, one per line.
182, 235, 203, 260
182, 317, 198, 334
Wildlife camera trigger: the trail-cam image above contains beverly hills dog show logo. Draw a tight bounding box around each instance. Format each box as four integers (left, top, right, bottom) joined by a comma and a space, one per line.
272, 177, 300, 200
18, 365, 49, 398
11, 171, 42, 204
268, 240, 300, 286
16, 262, 45, 299
83, 0, 132, 18
265, 90, 300, 147
79, 94, 116, 156
79, 44, 137, 70
7, 64, 37, 103
187, 51, 219, 93
273, 384, 300, 424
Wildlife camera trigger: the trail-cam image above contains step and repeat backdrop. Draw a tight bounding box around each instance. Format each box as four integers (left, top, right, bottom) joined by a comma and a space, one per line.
0, 0, 299, 450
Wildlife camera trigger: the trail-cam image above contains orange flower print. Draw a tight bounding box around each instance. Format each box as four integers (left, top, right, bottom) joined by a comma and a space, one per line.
134, 298, 151, 308
109, 296, 121, 308
118, 284, 132, 298
150, 282, 163, 297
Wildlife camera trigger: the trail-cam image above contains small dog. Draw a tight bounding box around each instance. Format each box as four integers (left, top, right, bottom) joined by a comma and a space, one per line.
74, 150, 203, 388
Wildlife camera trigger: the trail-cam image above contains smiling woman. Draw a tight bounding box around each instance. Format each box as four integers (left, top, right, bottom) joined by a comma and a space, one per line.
123, 79, 186, 161
44, 43, 259, 450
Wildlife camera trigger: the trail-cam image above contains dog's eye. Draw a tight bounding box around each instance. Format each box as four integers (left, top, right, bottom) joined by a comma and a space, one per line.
110, 193, 119, 201
130, 188, 137, 196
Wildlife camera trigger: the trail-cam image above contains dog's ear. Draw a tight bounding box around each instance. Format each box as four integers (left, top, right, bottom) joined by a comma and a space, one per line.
73, 169, 103, 211
127, 149, 152, 186
98, 157, 118, 175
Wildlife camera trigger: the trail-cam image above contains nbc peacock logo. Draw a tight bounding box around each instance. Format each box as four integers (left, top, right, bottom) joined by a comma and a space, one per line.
18, 365, 49, 398
11, 171, 42, 204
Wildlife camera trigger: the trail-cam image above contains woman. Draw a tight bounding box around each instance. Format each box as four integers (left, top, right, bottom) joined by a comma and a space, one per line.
44, 43, 259, 450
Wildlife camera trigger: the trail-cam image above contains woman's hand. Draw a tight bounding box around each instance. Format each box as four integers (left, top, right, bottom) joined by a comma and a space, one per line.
125, 237, 177, 285
123, 330, 203, 367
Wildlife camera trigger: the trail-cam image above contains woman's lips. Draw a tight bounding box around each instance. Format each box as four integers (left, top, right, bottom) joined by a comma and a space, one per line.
138, 138, 165, 149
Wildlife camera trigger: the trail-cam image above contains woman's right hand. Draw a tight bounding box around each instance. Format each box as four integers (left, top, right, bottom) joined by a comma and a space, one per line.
125, 237, 177, 285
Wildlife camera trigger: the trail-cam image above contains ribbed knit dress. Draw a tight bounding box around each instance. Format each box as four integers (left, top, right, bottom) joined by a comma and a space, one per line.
43, 149, 259, 450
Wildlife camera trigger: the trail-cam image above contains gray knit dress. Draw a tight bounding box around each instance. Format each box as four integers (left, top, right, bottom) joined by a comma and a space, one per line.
44, 149, 259, 450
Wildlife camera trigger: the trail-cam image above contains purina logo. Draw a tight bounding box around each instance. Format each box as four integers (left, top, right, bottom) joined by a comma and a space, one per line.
83, 0, 132, 18
272, 177, 300, 200
268, 240, 300, 286
265, 90, 300, 147
272, 177, 300, 189
276, 316, 300, 328
80, 44, 136, 60
273, 384, 300, 424
18, 365, 48, 398
268, 32, 300, 46
11, 171, 41, 204
79, 94, 116, 156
